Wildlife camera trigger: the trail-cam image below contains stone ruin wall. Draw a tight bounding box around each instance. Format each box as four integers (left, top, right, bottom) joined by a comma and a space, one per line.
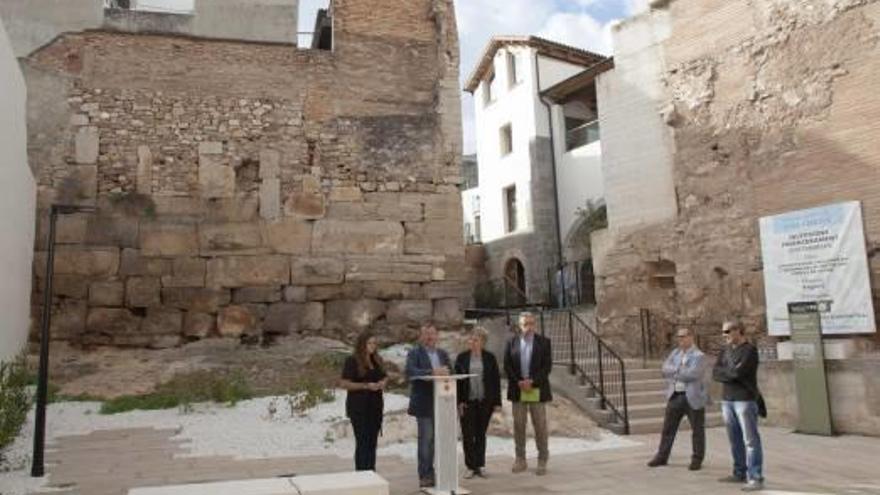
24, 0, 467, 348
597, 0, 880, 355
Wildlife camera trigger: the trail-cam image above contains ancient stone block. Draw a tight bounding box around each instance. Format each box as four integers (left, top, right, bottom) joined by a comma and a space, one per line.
404, 221, 463, 255
307, 283, 364, 301
291, 257, 345, 285
60, 166, 97, 203
33, 247, 120, 278
330, 186, 363, 202
142, 307, 183, 335
85, 215, 140, 248
136, 145, 152, 194
199, 223, 266, 255
313, 220, 404, 255
263, 302, 324, 335
424, 281, 469, 300
260, 178, 281, 220
140, 221, 199, 257
199, 156, 236, 199
151, 197, 207, 218
89, 281, 125, 307
386, 300, 432, 325
56, 213, 89, 244
259, 149, 281, 179
86, 308, 142, 340
266, 218, 312, 254
323, 299, 386, 331
206, 256, 290, 287
218, 305, 259, 338
199, 141, 223, 155
126, 277, 161, 308
423, 193, 461, 220
233, 286, 282, 304
345, 258, 433, 282
284, 191, 325, 219
205, 194, 259, 222
433, 298, 462, 327
183, 312, 215, 339
283, 285, 307, 303
75, 126, 99, 164
50, 300, 88, 341
161, 257, 206, 288
120, 248, 173, 277
36, 275, 90, 299
362, 281, 423, 300
162, 287, 231, 312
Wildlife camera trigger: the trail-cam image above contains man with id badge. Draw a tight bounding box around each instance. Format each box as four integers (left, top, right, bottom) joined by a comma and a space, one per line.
503, 312, 553, 476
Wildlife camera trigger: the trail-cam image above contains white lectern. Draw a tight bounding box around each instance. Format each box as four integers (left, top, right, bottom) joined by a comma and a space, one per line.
415, 374, 474, 495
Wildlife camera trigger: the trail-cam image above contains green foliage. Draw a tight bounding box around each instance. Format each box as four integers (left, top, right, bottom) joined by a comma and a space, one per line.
286, 378, 334, 415
0, 356, 32, 460
575, 199, 608, 236
99, 370, 252, 415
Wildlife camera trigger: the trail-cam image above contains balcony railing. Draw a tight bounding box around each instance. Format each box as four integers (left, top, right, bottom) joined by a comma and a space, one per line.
565, 120, 600, 151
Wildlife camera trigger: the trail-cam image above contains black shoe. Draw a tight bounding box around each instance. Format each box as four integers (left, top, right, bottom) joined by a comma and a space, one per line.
647, 457, 668, 467
689, 460, 702, 471
419, 477, 434, 488
719, 474, 747, 483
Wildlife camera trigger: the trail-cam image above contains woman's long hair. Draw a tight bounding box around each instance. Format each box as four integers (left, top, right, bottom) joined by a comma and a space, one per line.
354, 331, 384, 378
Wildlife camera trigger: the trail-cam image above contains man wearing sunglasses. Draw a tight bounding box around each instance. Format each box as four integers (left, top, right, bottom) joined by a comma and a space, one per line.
647, 327, 708, 471
713, 319, 764, 492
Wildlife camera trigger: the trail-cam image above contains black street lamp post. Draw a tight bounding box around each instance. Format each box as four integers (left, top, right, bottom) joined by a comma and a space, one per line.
31, 204, 96, 478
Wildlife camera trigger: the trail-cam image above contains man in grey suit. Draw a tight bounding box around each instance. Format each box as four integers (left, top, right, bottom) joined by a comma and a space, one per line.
648, 327, 708, 471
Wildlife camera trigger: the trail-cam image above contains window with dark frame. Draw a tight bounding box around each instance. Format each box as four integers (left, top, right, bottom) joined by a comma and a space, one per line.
483, 72, 495, 106
504, 185, 517, 233
507, 51, 518, 87
500, 124, 513, 156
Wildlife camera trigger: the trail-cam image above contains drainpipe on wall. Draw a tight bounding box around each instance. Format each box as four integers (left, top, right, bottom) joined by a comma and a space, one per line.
535, 52, 566, 307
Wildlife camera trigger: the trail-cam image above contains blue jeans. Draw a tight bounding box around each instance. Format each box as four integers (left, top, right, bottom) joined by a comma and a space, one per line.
416, 416, 435, 480
721, 400, 764, 481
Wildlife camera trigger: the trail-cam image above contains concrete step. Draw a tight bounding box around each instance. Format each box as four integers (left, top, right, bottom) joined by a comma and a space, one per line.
625, 368, 663, 381
624, 378, 667, 393
625, 402, 669, 420
607, 390, 667, 406
627, 412, 724, 435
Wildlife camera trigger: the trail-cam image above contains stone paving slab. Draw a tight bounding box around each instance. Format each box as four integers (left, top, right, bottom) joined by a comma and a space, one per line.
31, 426, 880, 495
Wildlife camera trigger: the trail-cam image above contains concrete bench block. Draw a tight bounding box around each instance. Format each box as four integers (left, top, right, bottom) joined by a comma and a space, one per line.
128, 471, 389, 495
129, 478, 292, 495
292, 471, 389, 495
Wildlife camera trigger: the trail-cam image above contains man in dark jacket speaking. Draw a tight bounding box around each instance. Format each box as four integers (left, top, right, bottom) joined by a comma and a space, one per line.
503, 312, 553, 476
405, 322, 451, 489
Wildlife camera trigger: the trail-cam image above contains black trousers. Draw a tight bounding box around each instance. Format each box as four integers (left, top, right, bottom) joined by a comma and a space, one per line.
656, 392, 705, 462
351, 414, 381, 471
460, 399, 494, 471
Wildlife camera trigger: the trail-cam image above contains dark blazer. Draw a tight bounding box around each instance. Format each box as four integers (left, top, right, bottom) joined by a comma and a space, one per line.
405, 344, 452, 417
454, 350, 502, 408
503, 333, 553, 402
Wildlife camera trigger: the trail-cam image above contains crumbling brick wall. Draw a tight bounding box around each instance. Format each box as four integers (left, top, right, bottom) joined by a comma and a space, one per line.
597, 0, 880, 355
25, 0, 466, 348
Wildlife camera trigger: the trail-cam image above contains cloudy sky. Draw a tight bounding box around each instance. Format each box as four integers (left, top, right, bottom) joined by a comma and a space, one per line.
139, 0, 647, 153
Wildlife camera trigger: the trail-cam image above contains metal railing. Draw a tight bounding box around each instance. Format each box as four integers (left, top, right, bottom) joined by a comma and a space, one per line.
466, 306, 629, 433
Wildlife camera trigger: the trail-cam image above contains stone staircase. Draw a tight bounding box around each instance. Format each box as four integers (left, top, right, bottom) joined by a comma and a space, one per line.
552, 361, 724, 435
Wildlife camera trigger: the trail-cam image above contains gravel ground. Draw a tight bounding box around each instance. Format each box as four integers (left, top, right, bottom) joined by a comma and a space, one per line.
0, 390, 639, 494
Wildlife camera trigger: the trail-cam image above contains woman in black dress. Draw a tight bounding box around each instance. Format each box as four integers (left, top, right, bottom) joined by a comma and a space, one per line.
455, 326, 502, 478
340, 331, 387, 471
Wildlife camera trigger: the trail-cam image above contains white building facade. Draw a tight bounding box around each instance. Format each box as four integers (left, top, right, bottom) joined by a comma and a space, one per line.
0, 15, 36, 362
464, 37, 609, 305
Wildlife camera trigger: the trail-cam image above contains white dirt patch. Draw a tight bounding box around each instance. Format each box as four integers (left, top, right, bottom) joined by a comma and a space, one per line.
0, 390, 639, 494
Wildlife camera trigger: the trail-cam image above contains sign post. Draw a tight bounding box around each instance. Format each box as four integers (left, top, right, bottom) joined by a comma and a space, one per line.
787, 302, 833, 436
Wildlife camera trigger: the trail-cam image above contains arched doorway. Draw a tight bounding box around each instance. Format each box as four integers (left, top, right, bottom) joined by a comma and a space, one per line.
504, 258, 526, 306
580, 259, 596, 305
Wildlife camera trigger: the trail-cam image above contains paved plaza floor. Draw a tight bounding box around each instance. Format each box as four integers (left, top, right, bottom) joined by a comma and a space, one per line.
37, 426, 880, 495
